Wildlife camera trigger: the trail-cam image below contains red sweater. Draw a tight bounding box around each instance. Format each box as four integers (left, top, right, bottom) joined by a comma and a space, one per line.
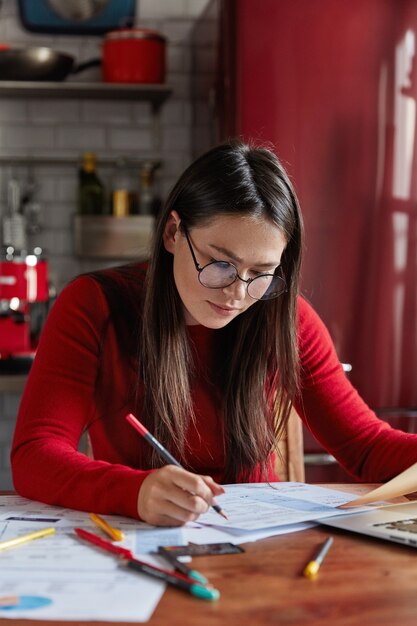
11, 264, 417, 519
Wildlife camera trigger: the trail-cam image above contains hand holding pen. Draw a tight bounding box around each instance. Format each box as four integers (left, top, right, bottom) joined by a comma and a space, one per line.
126, 413, 228, 527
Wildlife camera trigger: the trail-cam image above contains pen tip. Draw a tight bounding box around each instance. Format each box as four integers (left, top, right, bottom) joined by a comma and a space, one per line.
212, 501, 228, 519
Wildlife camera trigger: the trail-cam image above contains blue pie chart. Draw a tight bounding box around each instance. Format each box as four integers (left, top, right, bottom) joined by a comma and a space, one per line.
0, 596, 52, 611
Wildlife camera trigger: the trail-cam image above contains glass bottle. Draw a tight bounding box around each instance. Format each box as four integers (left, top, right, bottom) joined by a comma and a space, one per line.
2, 179, 27, 251
110, 158, 136, 217
138, 164, 153, 215
138, 163, 161, 216
78, 152, 105, 215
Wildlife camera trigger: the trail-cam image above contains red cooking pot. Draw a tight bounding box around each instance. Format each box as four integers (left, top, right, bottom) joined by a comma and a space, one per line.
102, 28, 166, 84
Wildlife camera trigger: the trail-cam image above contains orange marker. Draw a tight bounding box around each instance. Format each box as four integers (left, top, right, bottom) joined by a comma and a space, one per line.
89, 513, 124, 542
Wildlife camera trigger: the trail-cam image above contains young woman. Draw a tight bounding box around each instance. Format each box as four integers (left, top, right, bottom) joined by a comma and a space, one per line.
11, 140, 417, 526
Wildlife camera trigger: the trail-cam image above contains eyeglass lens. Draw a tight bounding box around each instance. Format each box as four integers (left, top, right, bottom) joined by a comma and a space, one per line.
198, 262, 285, 300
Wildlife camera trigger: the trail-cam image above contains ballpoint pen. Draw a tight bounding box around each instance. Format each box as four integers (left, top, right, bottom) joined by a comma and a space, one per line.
89, 512, 124, 541
125, 413, 228, 520
74, 527, 219, 601
303, 536, 334, 580
0, 527, 55, 552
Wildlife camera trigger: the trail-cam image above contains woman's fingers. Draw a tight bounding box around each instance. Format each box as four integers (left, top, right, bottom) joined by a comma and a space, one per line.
137, 465, 224, 526
201, 474, 226, 496
153, 499, 203, 526
170, 468, 219, 505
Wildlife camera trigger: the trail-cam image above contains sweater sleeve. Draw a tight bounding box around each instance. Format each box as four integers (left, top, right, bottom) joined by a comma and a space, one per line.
11, 276, 152, 519
294, 297, 417, 481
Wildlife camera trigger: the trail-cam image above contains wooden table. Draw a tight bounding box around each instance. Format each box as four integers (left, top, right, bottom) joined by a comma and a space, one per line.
2, 486, 417, 626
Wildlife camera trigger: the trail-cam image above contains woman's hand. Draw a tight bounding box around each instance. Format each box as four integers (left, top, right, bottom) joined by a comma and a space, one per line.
137, 465, 225, 526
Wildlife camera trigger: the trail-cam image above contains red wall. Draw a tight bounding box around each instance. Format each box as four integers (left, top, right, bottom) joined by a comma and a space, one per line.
234, 0, 417, 410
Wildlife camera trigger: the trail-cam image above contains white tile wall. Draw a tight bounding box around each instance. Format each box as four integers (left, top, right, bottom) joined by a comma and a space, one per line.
0, 0, 219, 489
139, 0, 211, 20
29, 100, 80, 123
1, 393, 19, 488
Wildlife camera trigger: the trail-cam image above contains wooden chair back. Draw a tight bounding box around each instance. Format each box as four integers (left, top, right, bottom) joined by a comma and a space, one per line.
275, 406, 305, 482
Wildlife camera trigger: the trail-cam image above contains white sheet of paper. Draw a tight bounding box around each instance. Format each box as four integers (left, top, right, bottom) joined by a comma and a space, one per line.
0, 496, 165, 622
184, 521, 316, 545
196, 482, 368, 531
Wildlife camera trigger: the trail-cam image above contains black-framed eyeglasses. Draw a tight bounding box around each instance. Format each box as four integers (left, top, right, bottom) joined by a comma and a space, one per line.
183, 228, 286, 301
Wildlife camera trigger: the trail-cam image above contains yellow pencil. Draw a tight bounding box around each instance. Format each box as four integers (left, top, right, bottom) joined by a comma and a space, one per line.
0, 527, 55, 552
89, 513, 124, 542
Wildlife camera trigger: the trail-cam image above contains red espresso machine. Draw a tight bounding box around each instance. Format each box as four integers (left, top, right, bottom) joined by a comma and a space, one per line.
0, 245, 50, 361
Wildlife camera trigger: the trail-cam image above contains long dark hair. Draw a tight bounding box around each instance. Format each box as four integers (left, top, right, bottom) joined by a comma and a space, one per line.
140, 139, 303, 481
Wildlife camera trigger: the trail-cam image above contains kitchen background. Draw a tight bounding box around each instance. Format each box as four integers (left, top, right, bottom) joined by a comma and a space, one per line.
0, 0, 219, 488
1, 0, 416, 491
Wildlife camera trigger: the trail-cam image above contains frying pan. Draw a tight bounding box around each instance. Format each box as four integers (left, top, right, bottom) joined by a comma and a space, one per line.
0, 47, 100, 81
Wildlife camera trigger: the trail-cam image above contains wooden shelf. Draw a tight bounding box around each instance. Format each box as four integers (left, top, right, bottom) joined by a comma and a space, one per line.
0, 156, 162, 167
73, 215, 155, 259
0, 81, 172, 110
